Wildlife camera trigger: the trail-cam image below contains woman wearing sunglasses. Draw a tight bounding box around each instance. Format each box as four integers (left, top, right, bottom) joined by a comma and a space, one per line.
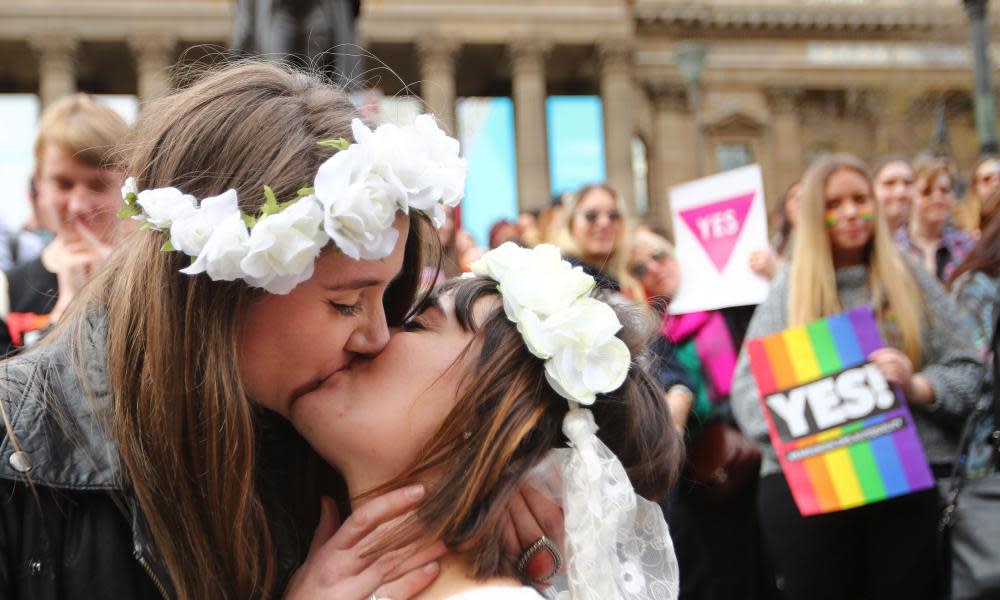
557, 184, 643, 299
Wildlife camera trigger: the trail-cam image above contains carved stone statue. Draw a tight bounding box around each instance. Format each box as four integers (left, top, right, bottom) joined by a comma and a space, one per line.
233, 0, 361, 86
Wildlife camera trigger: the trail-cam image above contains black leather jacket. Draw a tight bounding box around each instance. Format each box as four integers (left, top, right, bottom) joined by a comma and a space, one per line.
0, 314, 171, 599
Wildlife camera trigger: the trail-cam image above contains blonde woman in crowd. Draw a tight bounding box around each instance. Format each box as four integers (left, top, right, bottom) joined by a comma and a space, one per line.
731, 153, 982, 600
558, 183, 643, 299
895, 156, 976, 283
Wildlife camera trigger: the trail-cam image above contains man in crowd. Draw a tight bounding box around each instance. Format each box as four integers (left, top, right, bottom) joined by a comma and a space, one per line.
1, 93, 129, 355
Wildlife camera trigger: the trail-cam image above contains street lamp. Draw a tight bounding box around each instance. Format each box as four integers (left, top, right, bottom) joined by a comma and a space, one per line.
963, 0, 999, 155
674, 41, 709, 176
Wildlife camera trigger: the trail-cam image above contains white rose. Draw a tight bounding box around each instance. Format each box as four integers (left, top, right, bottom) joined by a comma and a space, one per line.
540, 299, 630, 405
136, 187, 197, 229
314, 142, 406, 260
180, 211, 250, 282
470, 241, 528, 282
169, 189, 240, 256
240, 196, 328, 295
352, 116, 466, 218
409, 114, 466, 209
477, 244, 594, 324
121, 177, 137, 200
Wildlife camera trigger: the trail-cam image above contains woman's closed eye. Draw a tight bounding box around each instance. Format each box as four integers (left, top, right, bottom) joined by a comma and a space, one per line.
328, 300, 361, 316
401, 318, 427, 331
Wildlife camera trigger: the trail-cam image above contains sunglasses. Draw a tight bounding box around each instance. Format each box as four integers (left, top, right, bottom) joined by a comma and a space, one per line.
583, 209, 621, 225
628, 249, 670, 279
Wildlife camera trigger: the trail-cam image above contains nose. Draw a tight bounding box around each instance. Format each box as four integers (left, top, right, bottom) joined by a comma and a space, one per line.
66, 185, 93, 219
344, 303, 391, 356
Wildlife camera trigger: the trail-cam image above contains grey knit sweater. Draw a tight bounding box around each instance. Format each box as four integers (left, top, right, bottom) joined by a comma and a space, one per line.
731, 264, 985, 477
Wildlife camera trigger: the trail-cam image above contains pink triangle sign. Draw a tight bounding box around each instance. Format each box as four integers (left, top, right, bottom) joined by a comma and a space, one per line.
679, 191, 756, 273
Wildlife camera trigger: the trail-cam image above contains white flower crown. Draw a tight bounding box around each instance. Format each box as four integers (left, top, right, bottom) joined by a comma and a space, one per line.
472, 244, 678, 600
119, 114, 466, 295
469, 242, 631, 406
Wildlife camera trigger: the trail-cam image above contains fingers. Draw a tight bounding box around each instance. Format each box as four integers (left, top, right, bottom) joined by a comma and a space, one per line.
372, 561, 441, 600
519, 484, 565, 553
507, 489, 543, 549
350, 541, 439, 599
500, 513, 520, 560
74, 221, 112, 254
332, 485, 425, 551
309, 496, 340, 555
384, 541, 447, 581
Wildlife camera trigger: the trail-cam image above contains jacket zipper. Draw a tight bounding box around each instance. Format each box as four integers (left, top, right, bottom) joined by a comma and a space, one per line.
135, 552, 170, 600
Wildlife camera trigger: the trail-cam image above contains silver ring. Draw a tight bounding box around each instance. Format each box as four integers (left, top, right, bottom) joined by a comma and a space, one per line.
369, 594, 378, 600
515, 535, 562, 584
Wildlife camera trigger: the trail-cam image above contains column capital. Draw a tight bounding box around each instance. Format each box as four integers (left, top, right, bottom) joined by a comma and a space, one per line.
646, 79, 688, 112
766, 87, 804, 114
596, 40, 633, 73
416, 34, 461, 67
28, 34, 79, 59
508, 37, 553, 63
128, 34, 177, 60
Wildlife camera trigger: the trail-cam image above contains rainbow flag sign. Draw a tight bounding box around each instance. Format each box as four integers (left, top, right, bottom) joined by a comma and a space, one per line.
746, 306, 934, 516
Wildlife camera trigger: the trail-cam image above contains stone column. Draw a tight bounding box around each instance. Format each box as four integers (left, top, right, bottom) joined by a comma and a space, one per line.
598, 41, 636, 216
129, 35, 176, 102
647, 81, 697, 233
29, 35, 79, 110
870, 86, 921, 156
767, 88, 805, 202
509, 38, 552, 213
416, 35, 460, 135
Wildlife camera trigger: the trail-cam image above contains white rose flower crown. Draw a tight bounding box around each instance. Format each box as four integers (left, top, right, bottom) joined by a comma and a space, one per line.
469, 242, 679, 600
119, 114, 466, 295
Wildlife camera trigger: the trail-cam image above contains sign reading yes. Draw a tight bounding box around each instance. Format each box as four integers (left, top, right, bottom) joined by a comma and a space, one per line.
765, 363, 897, 441
668, 164, 769, 314
678, 191, 755, 273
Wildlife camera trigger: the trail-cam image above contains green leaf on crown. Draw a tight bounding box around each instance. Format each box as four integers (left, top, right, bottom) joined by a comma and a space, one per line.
117, 204, 141, 219
317, 138, 350, 151
297, 186, 315, 197
160, 240, 175, 252
241, 213, 257, 229
259, 185, 284, 218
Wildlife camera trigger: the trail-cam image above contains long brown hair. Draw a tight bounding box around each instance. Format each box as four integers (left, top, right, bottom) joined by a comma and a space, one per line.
950, 210, 1000, 290
364, 276, 682, 578
49, 62, 432, 599
789, 153, 925, 366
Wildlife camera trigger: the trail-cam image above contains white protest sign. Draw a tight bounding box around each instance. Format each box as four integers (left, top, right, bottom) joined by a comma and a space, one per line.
668, 164, 769, 314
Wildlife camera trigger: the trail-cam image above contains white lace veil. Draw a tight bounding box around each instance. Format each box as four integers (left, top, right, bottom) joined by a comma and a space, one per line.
525, 408, 680, 600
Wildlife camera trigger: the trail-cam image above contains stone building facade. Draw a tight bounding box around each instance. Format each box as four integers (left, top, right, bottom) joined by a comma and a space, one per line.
2, 0, 998, 224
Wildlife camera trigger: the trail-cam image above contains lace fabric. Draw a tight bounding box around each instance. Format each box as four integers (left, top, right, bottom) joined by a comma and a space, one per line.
528, 408, 680, 600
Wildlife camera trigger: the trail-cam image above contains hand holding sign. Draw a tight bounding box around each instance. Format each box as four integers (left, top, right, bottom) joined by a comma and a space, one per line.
746, 307, 934, 516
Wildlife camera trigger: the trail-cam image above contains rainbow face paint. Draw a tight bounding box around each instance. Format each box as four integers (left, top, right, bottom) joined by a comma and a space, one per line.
825, 206, 874, 227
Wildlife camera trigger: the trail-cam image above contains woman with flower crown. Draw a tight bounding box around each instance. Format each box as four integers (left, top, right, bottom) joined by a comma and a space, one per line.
0, 62, 564, 600
292, 242, 683, 599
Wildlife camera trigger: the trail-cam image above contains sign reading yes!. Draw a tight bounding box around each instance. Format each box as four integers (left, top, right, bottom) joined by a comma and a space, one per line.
747, 307, 934, 516
668, 165, 769, 314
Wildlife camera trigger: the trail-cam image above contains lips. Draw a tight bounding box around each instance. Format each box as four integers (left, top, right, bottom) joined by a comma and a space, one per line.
289, 359, 355, 405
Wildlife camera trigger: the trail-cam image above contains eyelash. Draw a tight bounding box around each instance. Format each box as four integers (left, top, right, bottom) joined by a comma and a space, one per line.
328, 301, 361, 316
402, 319, 426, 331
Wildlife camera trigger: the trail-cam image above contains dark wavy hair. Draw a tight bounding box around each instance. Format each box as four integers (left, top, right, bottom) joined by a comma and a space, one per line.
363, 276, 683, 579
